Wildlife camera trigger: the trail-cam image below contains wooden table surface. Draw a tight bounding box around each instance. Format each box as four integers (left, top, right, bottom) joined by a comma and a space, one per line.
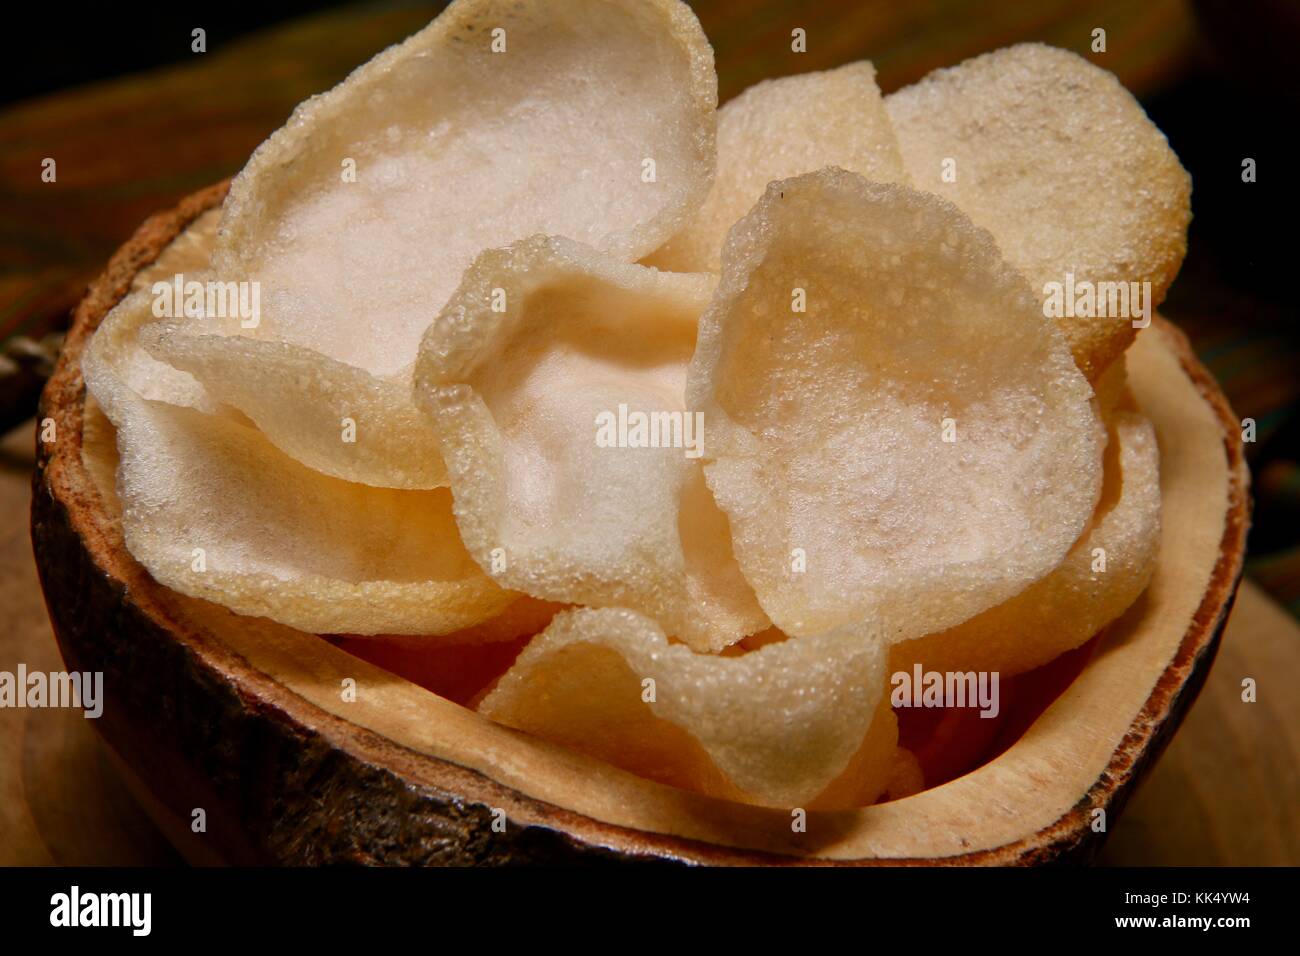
2, 419, 1295, 866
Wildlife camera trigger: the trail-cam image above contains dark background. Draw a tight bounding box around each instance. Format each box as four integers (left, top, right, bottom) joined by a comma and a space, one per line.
1, 0, 1296, 604
0, 3, 367, 106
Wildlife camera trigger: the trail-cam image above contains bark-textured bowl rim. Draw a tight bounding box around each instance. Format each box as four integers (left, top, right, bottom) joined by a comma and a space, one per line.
31, 183, 1251, 865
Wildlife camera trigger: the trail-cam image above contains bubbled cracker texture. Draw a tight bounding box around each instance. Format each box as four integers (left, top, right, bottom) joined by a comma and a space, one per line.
647, 60, 909, 273
479, 608, 896, 807
213, 0, 717, 377
414, 235, 768, 653
686, 168, 1105, 642
84, 289, 219, 421
160, 0, 719, 491
891, 404, 1161, 677
885, 44, 1191, 381
83, 293, 515, 636
87, 209, 228, 420
125, 210, 449, 490
142, 323, 449, 489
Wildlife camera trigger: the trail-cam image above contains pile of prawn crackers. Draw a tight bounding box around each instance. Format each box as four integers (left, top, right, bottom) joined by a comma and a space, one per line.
84, 0, 1190, 808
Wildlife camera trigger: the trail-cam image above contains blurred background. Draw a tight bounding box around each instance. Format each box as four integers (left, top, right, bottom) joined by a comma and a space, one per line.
0, 0, 1295, 865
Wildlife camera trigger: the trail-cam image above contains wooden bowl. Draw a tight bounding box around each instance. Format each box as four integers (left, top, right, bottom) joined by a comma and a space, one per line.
31, 185, 1250, 865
